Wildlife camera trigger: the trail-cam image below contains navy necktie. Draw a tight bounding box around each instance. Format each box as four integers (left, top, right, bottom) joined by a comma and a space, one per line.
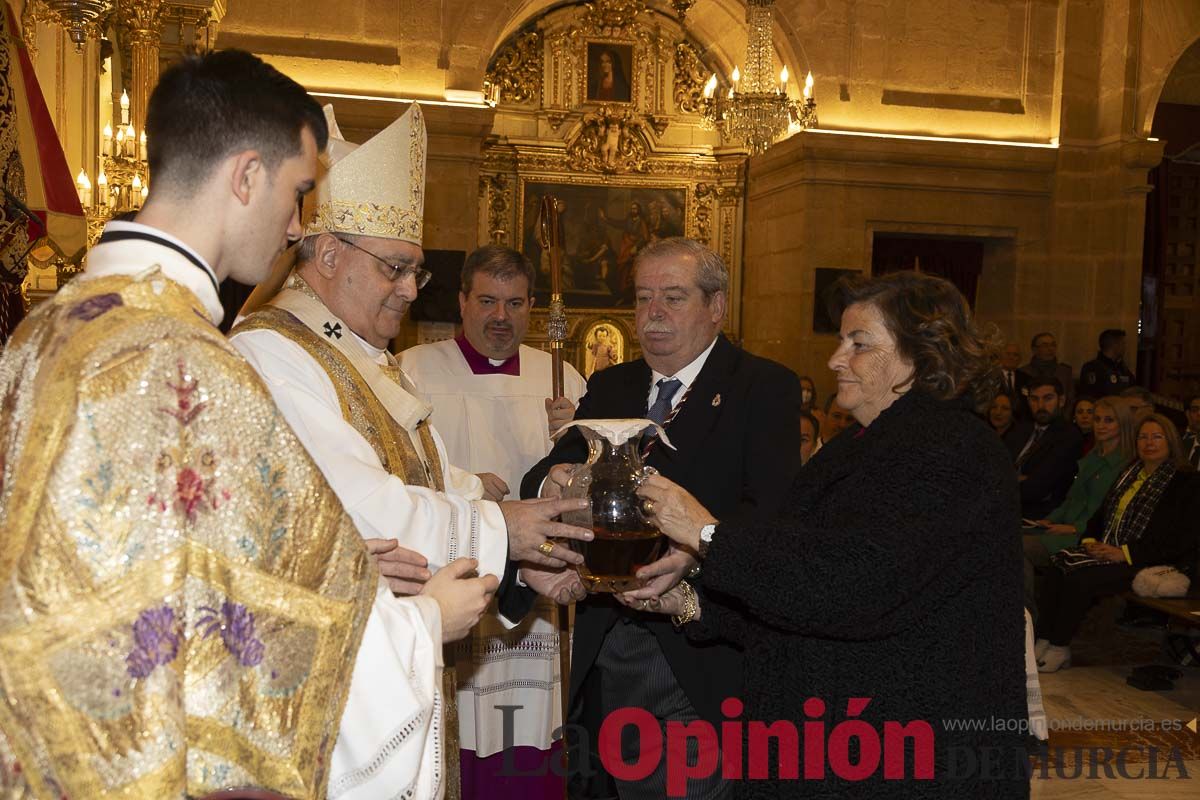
647, 378, 683, 425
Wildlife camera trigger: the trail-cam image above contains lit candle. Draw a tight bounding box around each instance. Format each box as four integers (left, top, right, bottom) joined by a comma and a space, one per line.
731, 66, 740, 91
139, 130, 147, 159
76, 169, 92, 208
804, 71, 814, 100
703, 74, 717, 99
141, 184, 148, 204
120, 89, 130, 124
97, 169, 108, 206
780, 65, 789, 95
102, 123, 112, 157
115, 126, 125, 158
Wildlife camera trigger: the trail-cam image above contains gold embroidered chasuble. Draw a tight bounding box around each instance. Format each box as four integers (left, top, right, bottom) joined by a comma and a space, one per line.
0, 271, 377, 799
233, 280, 464, 799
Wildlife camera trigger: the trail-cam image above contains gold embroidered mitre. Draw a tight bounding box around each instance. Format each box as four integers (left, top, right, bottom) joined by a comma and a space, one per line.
303, 102, 427, 245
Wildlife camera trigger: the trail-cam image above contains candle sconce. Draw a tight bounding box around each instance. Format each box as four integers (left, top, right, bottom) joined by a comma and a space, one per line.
76, 89, 148, 244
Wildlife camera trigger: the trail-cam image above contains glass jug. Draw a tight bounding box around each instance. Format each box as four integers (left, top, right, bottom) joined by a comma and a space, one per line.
559, 421, 666, 593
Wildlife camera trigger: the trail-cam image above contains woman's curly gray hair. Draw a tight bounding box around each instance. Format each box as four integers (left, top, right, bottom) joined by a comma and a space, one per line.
828, 270, 1002, 411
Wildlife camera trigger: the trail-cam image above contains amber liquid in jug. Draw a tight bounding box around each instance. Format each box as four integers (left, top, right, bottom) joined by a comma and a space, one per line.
562, 436, 664, 593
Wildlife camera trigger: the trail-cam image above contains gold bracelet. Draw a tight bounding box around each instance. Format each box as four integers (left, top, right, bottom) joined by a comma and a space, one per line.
671, 581, 699, 628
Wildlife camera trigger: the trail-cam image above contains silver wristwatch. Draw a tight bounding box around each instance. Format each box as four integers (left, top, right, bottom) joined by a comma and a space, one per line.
697, 522, 716, 559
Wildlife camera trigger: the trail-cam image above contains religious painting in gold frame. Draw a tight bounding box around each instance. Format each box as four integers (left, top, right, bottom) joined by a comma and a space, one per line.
585, 43, 634, 104
519, 180, 687, 308
582, 318, 626, 377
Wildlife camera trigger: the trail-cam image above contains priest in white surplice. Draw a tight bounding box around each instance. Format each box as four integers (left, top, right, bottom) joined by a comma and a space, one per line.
400, 245, 587, 799
230, 104, 592, 799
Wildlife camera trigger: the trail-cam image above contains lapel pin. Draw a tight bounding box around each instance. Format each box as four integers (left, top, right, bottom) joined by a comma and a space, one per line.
712, 393, 721, 407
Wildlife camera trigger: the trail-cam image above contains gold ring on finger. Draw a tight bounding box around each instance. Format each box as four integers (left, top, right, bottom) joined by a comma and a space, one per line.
644, 500, 656, 514
537, 540, 556, 557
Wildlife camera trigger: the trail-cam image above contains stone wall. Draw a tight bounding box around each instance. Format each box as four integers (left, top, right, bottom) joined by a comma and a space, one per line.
741, 0, 1195, 399
741, 131, 1057, 401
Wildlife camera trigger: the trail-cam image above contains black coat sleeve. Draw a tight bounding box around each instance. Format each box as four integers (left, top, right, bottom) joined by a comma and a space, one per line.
701, 435, 1016, 641
1126, 473, 1200, 568
495, 559, 539, 623
734, 365, 803, 521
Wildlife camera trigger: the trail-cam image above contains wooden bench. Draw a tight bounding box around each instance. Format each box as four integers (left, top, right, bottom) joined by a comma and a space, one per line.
1122, 592, 1200, 625
1121, 591, 1200, 662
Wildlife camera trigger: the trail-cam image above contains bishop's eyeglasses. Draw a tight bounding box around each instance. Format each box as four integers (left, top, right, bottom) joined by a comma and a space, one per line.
336, 235, 432, 288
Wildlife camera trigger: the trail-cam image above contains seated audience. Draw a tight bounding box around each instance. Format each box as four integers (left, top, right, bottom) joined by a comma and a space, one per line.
1185, 394, 1200, 469
821, 393, 855, 442
1035, 413, 1200, 672
989, 393, 1015, 438
1022, 331, 1074, 410
999, 341, 1030, 420
798, 374, 818, 414
1079, 328, 1134, 399
1072, 397, 1095, 454
1005, 376, 1084, 519
799, 410, 820, 465
1023, 396, 1136, 609
1120, 385, 1155, 419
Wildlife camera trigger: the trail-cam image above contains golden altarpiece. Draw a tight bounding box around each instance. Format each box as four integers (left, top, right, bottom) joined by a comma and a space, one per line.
478, 0, 747, 371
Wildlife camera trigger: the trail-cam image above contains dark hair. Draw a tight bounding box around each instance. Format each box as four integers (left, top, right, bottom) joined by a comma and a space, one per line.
1186, 395, 1200, 411
1031, 331, 1054, 349
1026, 375, 1064, 396
799, 410, 821, 440
828, 270, 1001, 410
461, 245, 535, 296
797, 374, 817, 406
1120, 386, 1153, 404
146, 50, 328, 194
1098, 328, 1126, 350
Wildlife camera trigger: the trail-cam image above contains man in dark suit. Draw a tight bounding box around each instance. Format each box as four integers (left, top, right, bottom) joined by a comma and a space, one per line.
1005, 375, 1083, 519
520, 237, 802, 799
999, 341, 1031, 420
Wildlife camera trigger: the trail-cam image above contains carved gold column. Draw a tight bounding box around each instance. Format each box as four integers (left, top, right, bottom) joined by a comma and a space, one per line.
160, 1, 228, 64
118, 0, 166, 133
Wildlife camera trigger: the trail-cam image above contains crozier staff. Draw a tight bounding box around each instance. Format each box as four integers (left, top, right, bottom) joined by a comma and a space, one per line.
629, 270, 1029, 798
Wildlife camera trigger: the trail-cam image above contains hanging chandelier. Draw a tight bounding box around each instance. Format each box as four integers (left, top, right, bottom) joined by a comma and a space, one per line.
34, 1, 114, 51
699, 0, 817, 155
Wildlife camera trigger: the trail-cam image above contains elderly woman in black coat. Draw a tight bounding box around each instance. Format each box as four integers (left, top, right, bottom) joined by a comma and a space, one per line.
627, 271, 1028, 798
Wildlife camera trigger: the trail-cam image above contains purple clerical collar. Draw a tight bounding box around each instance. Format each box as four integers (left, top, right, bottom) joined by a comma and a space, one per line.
455, 335, 520, 376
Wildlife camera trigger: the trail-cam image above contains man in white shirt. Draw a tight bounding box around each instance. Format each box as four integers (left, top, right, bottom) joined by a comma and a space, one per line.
230, 104, 592, 799
0, 50, 496, 800
401, 245, 587, 799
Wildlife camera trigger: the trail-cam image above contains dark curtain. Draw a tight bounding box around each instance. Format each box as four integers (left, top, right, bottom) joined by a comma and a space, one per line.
871, 235, 984, 307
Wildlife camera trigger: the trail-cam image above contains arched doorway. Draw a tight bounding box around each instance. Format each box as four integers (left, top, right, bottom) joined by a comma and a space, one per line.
1141, 36, 1200, 405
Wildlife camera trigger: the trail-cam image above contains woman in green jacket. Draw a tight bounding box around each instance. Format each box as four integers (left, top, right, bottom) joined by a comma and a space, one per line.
1023, 396, 1136, 604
